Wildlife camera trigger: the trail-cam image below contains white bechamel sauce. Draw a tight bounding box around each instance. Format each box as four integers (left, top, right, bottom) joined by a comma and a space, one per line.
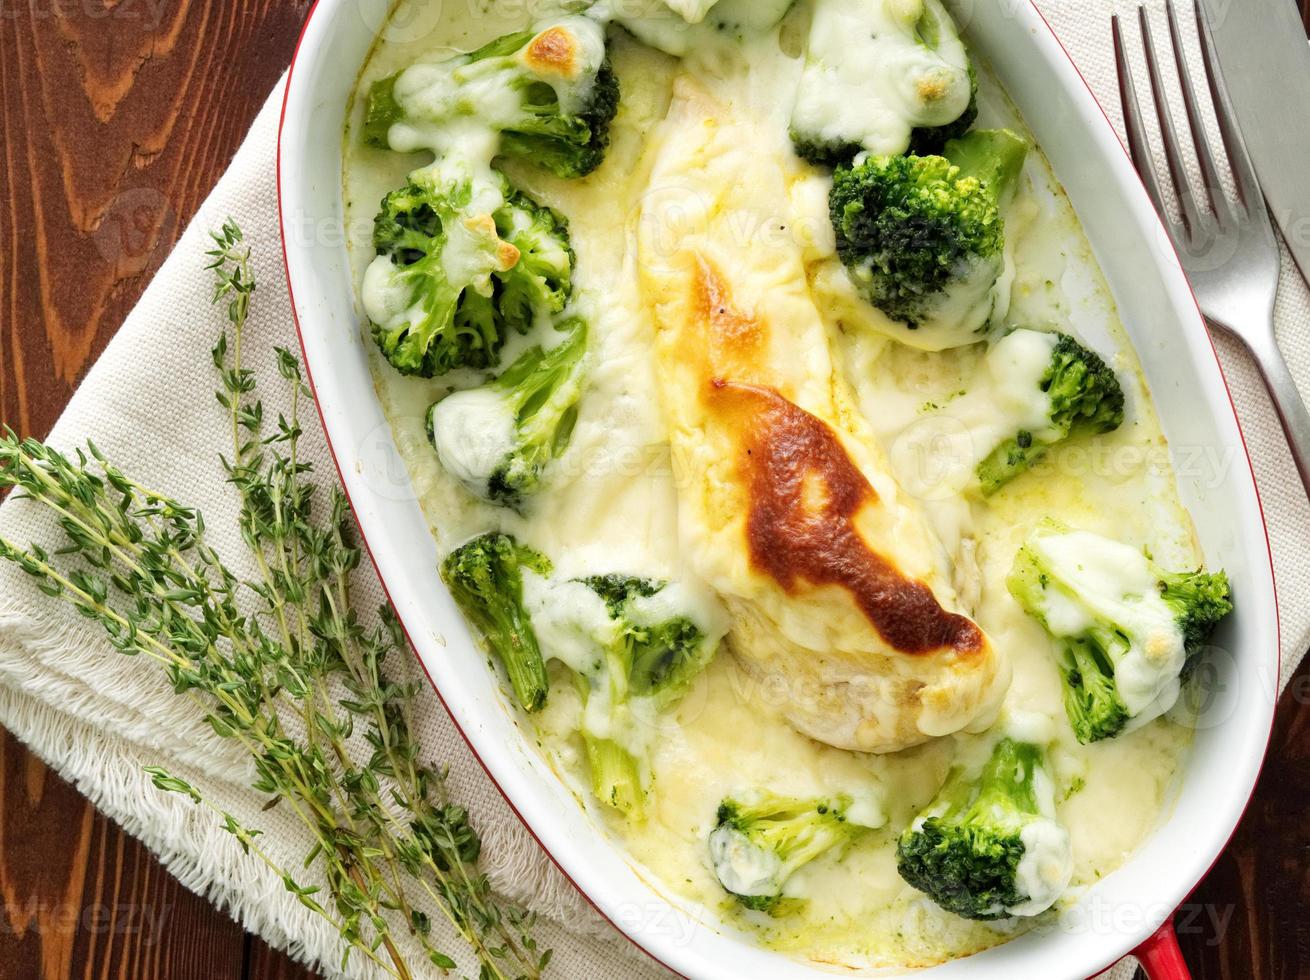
792, 0, 971, 157
1001, 709, 1057, 749
1024, 528, 1187, 725
344, 1, 1204, 969
429, 386, 519, 499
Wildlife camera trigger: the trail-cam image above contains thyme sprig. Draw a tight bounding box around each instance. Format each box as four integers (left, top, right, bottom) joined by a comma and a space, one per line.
0, 221, 549, 980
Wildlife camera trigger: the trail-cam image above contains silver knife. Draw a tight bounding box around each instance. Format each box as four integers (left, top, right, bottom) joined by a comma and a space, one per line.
1201, 0, 1310, 285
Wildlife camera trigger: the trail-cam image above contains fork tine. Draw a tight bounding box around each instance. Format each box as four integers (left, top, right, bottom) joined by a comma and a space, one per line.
1137, 5, 1206, 238
1194, 0, 1265, 219
1114, 14, 1178, 234
1163, 0, 1235, 227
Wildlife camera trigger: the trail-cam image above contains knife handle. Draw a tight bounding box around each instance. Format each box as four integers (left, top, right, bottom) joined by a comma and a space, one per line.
1247, 332, 1310, 502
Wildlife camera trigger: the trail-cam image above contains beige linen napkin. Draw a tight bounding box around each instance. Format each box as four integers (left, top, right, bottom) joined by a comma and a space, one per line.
0, 2, 1305, 979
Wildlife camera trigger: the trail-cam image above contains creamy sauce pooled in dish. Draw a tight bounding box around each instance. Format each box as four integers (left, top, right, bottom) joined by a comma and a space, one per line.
342, 0, 1203, 969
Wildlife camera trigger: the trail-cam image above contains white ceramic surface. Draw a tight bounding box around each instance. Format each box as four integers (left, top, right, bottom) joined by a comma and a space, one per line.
277, 2, 1280, 976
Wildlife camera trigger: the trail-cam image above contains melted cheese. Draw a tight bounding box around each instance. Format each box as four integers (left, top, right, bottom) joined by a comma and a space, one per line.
709, 824, 785, 898
792, 0, 972, 157
887, 328, 1059, 497
593, 0, 795, 58
429, 387, 519, 497
1013, 814, 1074, 917
1025, 528, 1187, 725
388, 16, 607, 150
344, 3, 1204, 970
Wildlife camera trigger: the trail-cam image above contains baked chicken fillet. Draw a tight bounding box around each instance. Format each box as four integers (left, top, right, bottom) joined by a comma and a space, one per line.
636, 80, 1009, 752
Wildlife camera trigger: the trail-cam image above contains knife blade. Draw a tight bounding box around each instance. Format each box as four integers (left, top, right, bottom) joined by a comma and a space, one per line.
1201, 0, 1310, 286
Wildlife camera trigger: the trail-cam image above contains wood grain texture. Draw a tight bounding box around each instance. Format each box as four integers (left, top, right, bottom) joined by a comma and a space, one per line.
0, 2, 1307, 980
0, 729, 253, 980
0, 2, 316, 978
0, 0, 311, 438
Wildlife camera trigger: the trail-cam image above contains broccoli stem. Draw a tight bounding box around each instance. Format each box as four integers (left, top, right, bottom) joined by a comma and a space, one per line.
1060, 636, 1130, 743
441, 534, 551, 713
362, 74, 402, 149
938, 738, 1041, 826
943, 129, 1029, 205
583, 734, 644, 817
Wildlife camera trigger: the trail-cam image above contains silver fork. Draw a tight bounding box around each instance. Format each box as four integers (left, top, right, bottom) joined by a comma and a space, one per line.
1114, 0, 1310, 498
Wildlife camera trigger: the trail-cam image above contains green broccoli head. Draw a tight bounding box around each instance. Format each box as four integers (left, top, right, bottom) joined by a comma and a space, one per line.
577, 575, 716, 701
520, 572, 725, 817
366, 167, 512, 377
1162, 569, 1236, 674
496, 190, 576, 331
441, 532, 554, 713
829, 129, 1029, 344
976, 332, 1126, 495
498, 59, 620, 180
710, 793, 863, 913
571, 576, 724, 816
896, 738, 1071, 920
1007, 524, 1234, 744
364, 19, 620, 179
427, 316, 588, 509
366, 166, 576, 378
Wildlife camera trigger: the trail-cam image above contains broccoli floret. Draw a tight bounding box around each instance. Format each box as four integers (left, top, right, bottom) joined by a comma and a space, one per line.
364, 166, 575, 378
364, 19, 620, 179
975, 332, 1126, 495
571, 576, 722, 815
829, 129, 1030, 348
427, 317, 588, 508
526, 574, 725, 816
709, 793, 863, 913
791, 0, 975, 167
497, 190, 575, 329
441, 533, 553, 713
499, 60, 620, 180
789, 134, 860, 170
1163, 569, 1237, 655
577, 576, 717, 700
1007, 524, 1234, 744
896, 738, 1072, 920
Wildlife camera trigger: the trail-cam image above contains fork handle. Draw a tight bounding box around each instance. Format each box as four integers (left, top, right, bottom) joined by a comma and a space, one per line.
1246, 335, 1310, 500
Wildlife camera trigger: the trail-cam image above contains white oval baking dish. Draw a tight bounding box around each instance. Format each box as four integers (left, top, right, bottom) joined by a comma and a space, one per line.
277, 2, 1280, 976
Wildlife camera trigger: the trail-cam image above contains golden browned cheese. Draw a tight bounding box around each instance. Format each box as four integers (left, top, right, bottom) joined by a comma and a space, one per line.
524, 25, 583, 79
636, 80, 1009, 752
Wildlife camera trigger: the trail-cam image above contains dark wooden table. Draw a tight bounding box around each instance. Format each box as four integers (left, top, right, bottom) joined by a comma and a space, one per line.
2, 3, 1310, 979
